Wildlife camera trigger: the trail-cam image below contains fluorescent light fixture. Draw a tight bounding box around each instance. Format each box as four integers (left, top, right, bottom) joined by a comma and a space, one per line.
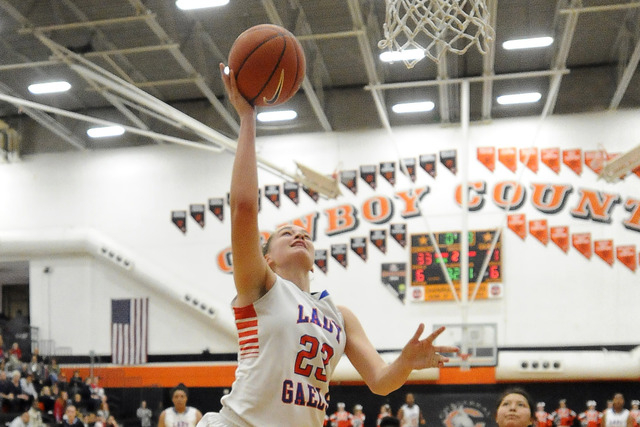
380, 49, 424, 63
257, 110, 297, 122
176, 0, 229, 10
28, 81, 71, 95
503, 36, 554, 50
392, 101, 435, 114
497, 92, 542, 105
87, 125, 125, 138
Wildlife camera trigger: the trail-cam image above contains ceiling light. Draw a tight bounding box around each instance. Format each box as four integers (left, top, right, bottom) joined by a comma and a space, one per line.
392, 101, 435, 114
497, 92, 542, 105
87, 126, 125, 138
502, 36, 554, 50
380, 49, 424, 63
175, 0, 229, 10
28, 81, 71, 95
257, 110, 297, 122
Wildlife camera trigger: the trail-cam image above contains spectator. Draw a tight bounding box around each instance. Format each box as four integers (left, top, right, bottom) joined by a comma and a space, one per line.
85, 412, 104, 427
54, 390, 69, 424
7, 370, 31, 412
9, 342, 22, 361
27, 400, 44, 427
72, 393, 87, 417
27, 355, 45, 385
88, 377, 105, 412
62, 405, 84, 427
105, 415, 119, 427
8, 411, 29, 427
97, 400, 110, 422
551, 399, 577, 427
48, 359, 61, 385
0, 333, 5, 360
329, 402, 353, 427
136, 401, 152, 427
536, 402, 553, 427
578, 401, 602, 427
68, 371, 85, 399
19, 373, 38, 408
38, 385, 56, 423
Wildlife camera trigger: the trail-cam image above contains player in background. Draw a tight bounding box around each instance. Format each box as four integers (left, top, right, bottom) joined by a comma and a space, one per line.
602, 394, 633, 427
536, 402, 553, 427
158, 384, 202, 427
578, 401, 602, 427
397, 393, 426, 427
551, 399, 577, 427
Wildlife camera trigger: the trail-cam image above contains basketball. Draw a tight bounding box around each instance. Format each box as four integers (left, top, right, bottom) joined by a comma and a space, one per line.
228, 24, 306, 107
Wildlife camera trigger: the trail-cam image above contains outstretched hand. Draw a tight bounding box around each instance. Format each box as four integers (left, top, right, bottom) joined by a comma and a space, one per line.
219, 63, 254, 118
401, 325, 459, 370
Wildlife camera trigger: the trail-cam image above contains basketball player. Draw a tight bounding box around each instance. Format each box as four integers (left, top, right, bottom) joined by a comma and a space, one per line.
578, 401, 602, 427
195, 63, 458, 427
397, 393, 426, 427
158, 384, 202, 427
602, 394, 633, 427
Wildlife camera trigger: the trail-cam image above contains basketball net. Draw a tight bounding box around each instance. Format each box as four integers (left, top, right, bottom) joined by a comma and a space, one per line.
378, 0, 495, 67
459, 352, 471, 371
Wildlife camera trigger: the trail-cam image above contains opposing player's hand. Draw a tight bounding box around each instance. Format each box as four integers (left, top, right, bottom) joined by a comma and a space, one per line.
400, 324, 459, 369
219, 63, 254, 118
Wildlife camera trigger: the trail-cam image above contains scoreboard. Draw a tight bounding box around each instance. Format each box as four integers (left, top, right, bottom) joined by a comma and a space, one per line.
410, 229, 502, 301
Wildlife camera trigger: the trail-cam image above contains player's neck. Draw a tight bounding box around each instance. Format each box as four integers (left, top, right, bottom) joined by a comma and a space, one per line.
276, 268, 310, 292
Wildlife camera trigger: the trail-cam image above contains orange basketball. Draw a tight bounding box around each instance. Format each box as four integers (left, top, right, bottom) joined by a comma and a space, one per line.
228, 24, 306, 107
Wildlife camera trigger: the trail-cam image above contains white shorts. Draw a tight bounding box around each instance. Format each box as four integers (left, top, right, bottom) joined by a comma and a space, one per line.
197, 412, 231, 427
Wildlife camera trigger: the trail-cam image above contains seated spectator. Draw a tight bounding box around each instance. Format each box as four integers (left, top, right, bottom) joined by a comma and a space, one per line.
68, 371, 85, 399
54, 390, 69, 423
57, 372, 69, 394
48, 358, 61, 385
9, 342, 22, 361
105, 415, 119, 427
8, 411, 29, 427
19, 373, 38, 407
6, 370, 30, 412
0, 333, 5, 360
85, 412, 104, 427
97, 401, 110, 422
28, 355, 45, 385
27, 400, 44, 427
71, 393, 87, 417
62, 404, 84, 427
5, 354, 22, 373
38, 386, 56, 422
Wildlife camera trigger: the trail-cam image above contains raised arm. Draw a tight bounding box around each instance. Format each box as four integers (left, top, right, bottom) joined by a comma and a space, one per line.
220, 64, 275, 306
339, 305, 458, 395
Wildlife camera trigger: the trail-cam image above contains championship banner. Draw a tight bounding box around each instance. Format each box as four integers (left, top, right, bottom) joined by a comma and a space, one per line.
339, 170, 358, 194
264, 184, 281, 208
189, 204, 205, 228
507, 213, 527, 240
585, 150, 605, 174
283, 182, 299, 205
171, 210, 187, 234
379, 161, 396, 186
439, 150, 457, 175
616, 245, 637, 271
390, 223, 407, 247
541, 147, 561, 174
572, 233, 592, 259
520, 147, 539, 173
302, 185, 319, 202
314, 249, 328, 274
331, 243, 348, 268
420, 153, 437, 178
360, 165, 377, 190
370, 229, 387, 254
401, 157, 417, 182
381, 263, 406, 303
350, 237, 367, 262
477, 146, 495, 172
594, 239, 614, 265
208, 198, 224, 222
550, 226, 570, 253
529, 219, 549, 245
498, 147, 517, 172
563, 148, 583, 175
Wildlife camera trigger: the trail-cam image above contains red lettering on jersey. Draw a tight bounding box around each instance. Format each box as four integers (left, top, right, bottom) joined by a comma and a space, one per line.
570, 189, 620, 223
530, 183, 573, 214
279, 213, 319, 241
324, 205, 359, 236
493, 181, 526, 210
394, 188, 429, 218
454, 181, 486, 211
623, 198, 640, 232
361, 196, 394, 224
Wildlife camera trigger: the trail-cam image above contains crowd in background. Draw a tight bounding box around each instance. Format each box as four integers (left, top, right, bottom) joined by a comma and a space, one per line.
0, 333, 119, 427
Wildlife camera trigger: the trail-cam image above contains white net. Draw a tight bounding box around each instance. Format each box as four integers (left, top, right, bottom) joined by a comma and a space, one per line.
378, 0, 495, 68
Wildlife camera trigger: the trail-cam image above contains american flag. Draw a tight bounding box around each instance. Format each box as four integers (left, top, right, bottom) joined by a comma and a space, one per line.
111, 298, 148, 365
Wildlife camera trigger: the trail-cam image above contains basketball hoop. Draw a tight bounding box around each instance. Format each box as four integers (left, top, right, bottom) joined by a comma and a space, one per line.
378, 0, 495, 68
459, 353, 471, 371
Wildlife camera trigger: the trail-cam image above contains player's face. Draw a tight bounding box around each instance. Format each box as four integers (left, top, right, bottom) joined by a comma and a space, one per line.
496, 393, 533, 427
172, 390, 187, 410
265, 225, 314, 270
612, 394, 624, 410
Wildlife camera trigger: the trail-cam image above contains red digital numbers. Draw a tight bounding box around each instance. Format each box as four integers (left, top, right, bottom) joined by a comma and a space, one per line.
416, 252, 433, 266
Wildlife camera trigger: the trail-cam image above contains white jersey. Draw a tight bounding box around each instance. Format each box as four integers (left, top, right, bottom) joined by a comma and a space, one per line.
604, 409, 630, 427
400, 404, 421, 427
219, 275, 346, 427
163, 407, 199, 427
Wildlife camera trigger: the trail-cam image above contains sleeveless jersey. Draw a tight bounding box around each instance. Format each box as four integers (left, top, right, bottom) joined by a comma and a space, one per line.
400, 404, 421, 427
604, 409, 630, 427
219, 275, 346, 427
163, 407, 198, 427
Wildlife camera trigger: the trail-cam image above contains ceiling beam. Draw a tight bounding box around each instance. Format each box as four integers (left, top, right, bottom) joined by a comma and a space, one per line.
481, 0, 498, 121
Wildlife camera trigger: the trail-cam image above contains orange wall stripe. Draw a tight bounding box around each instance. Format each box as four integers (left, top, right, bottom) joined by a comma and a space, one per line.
437, 366, 496, 385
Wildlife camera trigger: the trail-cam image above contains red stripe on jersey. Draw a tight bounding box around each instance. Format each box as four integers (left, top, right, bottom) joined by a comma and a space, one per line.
238, 329, 257, 338
239, 337, 259, 346
233, 305, 258, 320
233, 304, 259, 360
236, 320, 258, 330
